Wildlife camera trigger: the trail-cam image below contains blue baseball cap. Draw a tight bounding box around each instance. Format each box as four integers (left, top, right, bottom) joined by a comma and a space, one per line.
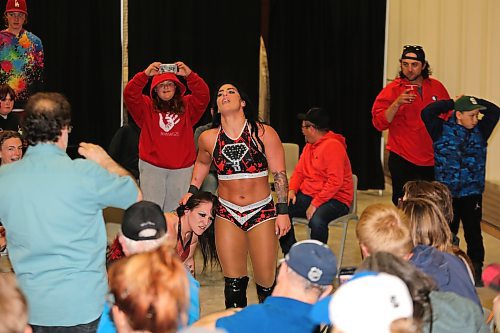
285, 240, 337, 286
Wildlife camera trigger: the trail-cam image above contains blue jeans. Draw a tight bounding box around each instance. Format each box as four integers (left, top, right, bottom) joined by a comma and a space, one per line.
31, 317, 100, 333
279, 192, 349, 254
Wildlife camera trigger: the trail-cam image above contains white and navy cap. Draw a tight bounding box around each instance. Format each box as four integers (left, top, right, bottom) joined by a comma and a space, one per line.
285, 240, 337, 286
310, 271, 414, 332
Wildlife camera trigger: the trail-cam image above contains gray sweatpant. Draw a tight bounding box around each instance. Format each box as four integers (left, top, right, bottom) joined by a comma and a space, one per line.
139, 159, 194, 212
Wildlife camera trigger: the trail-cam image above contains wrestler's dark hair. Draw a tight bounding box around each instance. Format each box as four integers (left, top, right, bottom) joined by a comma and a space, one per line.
211, 82, 266, 154
359, 252, 436, 329
176, 191, 219, 270
0, 84, 16, 101
152, 84, 185, 115
22, 92, 71, 146
399, 60, 432, 79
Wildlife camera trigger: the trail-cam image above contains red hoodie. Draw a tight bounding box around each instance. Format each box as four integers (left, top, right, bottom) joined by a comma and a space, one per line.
289, 131, 353, 208
124, 71, 210, 169
372, 77, 450, 166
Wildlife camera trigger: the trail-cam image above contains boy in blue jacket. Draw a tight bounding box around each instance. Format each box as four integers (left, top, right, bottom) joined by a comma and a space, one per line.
422, 95, 499, 285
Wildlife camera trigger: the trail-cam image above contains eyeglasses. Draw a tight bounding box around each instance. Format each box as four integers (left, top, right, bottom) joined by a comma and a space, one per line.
301, 125, 313, 129
6, 12, 25, 18
157, 81, 175, 89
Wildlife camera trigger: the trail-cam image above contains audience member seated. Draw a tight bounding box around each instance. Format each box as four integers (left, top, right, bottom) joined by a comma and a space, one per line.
107, 243, 190, 333
107, 191, 218, 276
0, 274, 32, 333
401, 180, 474, 280
310, 271, 416, 333
0, 130, 23, 256
359, 252, 488, 333
280, 107, 353, 254
99, 200, 201, 333
400, 197, 480, 305
356, 203, 481, 308
0, 84, 20, 132
193, 240, 336, 333
0, 130, 22, 165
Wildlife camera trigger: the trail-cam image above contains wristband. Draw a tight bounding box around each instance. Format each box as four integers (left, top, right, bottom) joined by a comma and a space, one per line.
188, 185, 199, 195
276, 203, 289, 215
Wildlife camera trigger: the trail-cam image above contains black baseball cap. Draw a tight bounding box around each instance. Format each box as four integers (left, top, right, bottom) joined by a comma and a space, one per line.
401, 45, 426, 63
121, 201, 167, 241
297, 107, 330, 130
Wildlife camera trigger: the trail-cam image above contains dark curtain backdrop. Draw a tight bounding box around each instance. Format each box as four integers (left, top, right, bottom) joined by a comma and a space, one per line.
25, 0, 122, 155
267, 0, 386, 190
128, 0, 260, 126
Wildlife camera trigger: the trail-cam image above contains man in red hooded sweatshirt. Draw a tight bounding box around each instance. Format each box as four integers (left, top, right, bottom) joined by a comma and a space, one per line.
279, 107, 353, 254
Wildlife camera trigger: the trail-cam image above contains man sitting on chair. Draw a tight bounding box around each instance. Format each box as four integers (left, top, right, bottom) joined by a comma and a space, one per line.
280, 107, 353, 254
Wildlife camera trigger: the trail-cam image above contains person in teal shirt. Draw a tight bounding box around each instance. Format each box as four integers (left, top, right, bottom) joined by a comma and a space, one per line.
0, 92, 141, 332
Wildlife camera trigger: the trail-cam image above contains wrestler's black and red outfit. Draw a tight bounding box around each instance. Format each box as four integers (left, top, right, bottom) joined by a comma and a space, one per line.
212, 121, 277, 231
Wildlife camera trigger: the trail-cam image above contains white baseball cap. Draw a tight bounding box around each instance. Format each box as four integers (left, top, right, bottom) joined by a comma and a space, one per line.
310, 272, 414, 333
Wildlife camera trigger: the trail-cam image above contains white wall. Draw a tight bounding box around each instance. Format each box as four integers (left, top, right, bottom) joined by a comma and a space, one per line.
387, 0, 500, 181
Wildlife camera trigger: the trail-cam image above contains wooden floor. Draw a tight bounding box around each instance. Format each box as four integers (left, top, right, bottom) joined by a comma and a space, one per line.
1, 189, 499, 317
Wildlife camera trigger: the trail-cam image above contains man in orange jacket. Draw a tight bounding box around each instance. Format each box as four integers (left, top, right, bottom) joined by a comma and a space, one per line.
279, 107, 353, 254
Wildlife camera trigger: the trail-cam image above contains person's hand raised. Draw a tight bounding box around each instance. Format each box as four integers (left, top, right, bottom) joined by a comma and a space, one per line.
145, 62, 161, 77
175, 61, 192, 77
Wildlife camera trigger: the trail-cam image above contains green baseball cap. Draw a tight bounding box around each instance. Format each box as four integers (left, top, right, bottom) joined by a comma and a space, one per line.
455, 96, 486, 112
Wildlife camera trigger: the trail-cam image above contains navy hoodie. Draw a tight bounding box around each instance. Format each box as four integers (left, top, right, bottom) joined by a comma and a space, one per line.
410, 245, 481, 308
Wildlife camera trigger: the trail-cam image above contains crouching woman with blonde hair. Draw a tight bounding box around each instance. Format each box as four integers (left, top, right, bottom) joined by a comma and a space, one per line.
108, 243, 189, 333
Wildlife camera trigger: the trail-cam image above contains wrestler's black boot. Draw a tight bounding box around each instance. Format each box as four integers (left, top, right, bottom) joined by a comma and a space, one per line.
256, 283, 274, 303
224, 276, 249, 308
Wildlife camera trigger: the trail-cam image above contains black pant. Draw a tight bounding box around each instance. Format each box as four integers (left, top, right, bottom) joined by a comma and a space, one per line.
31, 317, 100, 333
388, 152, 434, 205
450, 195, 484, 264
279, 192, 349, 254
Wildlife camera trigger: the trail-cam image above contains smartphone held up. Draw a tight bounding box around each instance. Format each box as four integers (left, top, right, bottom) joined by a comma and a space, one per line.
159, 63, 178, 74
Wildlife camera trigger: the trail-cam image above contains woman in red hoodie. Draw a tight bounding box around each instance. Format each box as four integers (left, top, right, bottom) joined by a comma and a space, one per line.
124, 61, 210, 212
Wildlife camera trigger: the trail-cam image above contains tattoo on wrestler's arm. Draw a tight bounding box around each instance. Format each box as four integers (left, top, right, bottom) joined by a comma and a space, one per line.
273, 171, 288, 203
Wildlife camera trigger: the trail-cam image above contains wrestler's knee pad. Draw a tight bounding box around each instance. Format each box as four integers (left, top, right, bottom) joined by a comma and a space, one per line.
256, 283, 274, 303
224, 276, 249, 309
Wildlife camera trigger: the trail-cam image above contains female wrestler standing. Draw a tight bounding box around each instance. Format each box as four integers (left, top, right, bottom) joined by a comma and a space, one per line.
182, 83, 290, 308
